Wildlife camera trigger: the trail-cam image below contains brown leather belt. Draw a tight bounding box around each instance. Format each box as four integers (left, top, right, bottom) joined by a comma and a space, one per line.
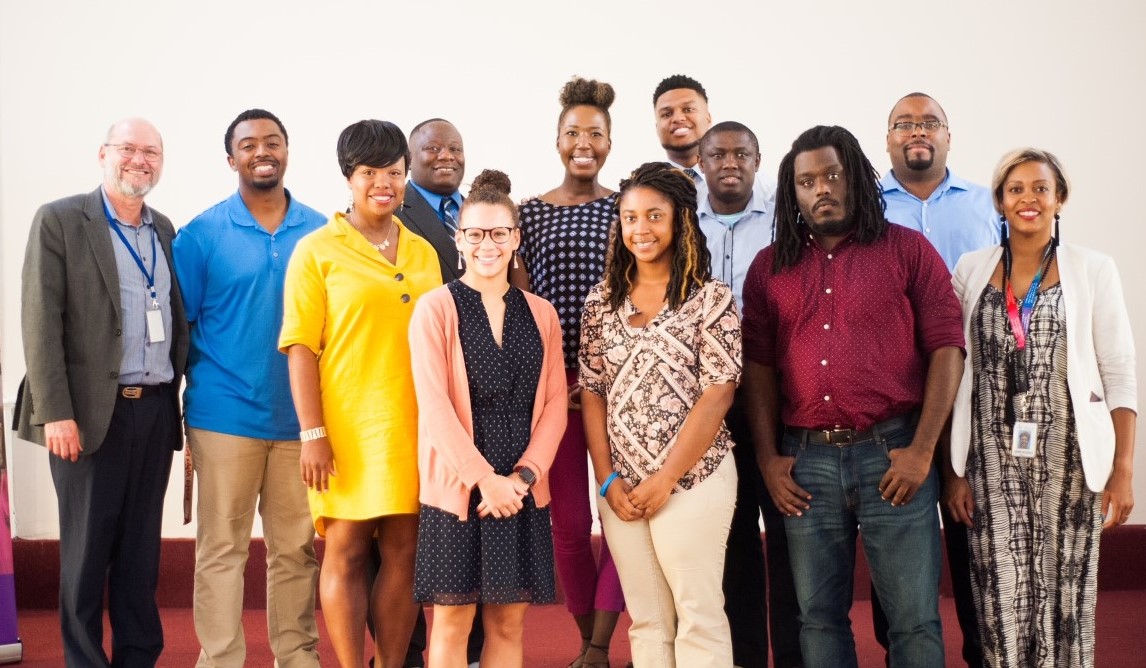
785, 412, 919, 446
118, 384, 166, 399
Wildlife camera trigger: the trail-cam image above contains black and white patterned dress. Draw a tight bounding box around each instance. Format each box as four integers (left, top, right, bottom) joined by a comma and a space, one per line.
517, 194, 616, 367
967, 283, 1101, 668
414, 281, 556, 605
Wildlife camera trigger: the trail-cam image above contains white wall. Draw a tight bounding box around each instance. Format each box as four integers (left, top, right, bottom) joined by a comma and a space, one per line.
3, 0, 1144, 537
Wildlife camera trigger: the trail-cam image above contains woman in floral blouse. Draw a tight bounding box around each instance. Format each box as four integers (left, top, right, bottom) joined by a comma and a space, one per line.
579, 161, 742, 668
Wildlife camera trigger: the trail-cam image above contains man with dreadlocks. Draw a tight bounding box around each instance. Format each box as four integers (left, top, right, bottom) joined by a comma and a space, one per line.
740, 125, 964, 667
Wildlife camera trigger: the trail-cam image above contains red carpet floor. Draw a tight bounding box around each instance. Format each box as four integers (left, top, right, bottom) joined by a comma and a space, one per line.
14, 592, 1146, 667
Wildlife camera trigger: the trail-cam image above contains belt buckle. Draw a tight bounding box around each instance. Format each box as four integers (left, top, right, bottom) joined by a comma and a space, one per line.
121, 386, 143, 399
824, 428, 854, 446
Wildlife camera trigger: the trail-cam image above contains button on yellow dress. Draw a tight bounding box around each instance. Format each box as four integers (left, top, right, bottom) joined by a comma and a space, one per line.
280, 212, 442, 535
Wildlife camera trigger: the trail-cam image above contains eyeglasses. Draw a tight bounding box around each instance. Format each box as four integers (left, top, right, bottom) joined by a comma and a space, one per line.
460, 227, 514, 244
889, 121, 947, 135
104, 143, 163, 162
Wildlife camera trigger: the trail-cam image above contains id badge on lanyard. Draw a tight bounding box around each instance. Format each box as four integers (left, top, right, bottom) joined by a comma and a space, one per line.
106, 201, 165, 343
1004, 242, 1053, 459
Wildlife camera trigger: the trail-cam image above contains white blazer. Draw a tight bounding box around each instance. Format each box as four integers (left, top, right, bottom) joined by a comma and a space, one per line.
950, 243, 1137, 492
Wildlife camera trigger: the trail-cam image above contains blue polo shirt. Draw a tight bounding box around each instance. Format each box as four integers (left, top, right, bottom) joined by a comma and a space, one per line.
173, 190, 326, 440
882, 170, 999, 271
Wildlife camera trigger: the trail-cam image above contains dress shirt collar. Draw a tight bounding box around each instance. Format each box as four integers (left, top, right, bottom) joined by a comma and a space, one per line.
409, 181, 463, 221
880, 168, 973, 202
100, 186, 153, 227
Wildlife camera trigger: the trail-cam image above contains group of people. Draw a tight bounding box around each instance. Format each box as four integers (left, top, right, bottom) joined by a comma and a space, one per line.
14, 71, 1136, 668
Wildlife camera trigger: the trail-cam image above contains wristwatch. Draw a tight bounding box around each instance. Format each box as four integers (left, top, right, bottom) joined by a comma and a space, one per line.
515, 466, 538, 488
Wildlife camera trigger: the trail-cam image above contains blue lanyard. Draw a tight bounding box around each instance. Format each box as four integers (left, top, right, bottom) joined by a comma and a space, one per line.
103, 199, 158, 304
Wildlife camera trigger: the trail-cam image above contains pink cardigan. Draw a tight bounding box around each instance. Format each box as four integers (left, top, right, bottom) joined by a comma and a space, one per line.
408, 284, 567, 521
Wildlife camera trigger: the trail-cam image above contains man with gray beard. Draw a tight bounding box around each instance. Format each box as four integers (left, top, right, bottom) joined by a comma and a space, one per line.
16, 118, 188, 667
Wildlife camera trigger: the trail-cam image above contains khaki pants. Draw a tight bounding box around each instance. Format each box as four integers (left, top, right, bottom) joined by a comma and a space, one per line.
598, 454, 737, 668
189, 428, 319, 668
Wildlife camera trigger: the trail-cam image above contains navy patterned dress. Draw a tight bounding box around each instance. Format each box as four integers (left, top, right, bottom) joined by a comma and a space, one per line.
414, 281, 555, 605
517, 194, 616, 367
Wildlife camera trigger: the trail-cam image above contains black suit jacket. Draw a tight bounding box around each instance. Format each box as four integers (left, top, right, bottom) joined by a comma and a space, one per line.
396, 185, 463, 283
16, 188, 188, 453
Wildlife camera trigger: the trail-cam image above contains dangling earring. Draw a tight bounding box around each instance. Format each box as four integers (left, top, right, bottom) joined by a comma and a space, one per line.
999, 214, 1007, 243
347, 191, 354, 214
457, 251, 465, 271
512, 252, 519, 269
1054, 212, 1061, 244
795, 211, 804, 226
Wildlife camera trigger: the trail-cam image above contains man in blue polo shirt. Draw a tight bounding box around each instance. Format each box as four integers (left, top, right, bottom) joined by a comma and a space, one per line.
876, 92, 999, 667
173, 109, 326, 668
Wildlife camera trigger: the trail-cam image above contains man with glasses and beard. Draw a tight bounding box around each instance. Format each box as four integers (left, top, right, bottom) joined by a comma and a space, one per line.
17, 117, 188, 667
873, 93, 999, 667
173, 109, 325, 668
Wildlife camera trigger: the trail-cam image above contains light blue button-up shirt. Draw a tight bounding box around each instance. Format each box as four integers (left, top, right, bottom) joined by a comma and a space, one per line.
698, 179, 775, 310
101, 187, 174, 385
881, 169, 999, 271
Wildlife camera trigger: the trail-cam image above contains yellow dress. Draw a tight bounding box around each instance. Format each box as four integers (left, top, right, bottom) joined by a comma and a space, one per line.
280, 212, 442, 534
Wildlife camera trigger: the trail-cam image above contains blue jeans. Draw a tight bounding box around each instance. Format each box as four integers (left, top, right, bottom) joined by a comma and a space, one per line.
781, 420, 943, 668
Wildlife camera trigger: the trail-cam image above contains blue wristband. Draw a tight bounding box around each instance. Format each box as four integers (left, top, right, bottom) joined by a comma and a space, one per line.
599, 471, 620, 497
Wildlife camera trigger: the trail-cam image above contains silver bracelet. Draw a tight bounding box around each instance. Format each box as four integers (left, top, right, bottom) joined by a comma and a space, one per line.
299, 426, 327, 442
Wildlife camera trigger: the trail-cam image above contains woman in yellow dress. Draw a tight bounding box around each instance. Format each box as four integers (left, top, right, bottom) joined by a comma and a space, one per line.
280, 119, 441, 667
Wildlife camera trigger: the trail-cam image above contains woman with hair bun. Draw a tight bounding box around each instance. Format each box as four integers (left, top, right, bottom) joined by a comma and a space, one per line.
514, 76, 626, 668
409, 169, 567, 668
280, 119, 439, 667
580, 162, 741, 667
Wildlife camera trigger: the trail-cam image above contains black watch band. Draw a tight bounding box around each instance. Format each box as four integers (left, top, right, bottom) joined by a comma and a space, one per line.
516, 466, 538, 488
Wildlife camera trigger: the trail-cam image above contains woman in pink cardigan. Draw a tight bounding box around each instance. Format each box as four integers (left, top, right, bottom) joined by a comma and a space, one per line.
408, 169, 567, 668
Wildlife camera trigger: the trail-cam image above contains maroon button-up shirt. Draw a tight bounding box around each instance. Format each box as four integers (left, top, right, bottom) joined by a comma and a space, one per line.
741, 224, 964, 430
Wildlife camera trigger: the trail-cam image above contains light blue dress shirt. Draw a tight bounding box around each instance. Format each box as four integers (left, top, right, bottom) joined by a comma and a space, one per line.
101, 187, 174, 385
881, 169, 999, 271
698, 179, 775, 310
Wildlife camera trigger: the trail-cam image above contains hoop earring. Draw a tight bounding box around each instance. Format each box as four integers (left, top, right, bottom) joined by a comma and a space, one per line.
796, 211, 805, 226
457, 251, 464, 271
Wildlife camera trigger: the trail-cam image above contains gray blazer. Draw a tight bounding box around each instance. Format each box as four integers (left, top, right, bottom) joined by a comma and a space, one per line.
15, 188, 189, 453
397, 185, 463, 283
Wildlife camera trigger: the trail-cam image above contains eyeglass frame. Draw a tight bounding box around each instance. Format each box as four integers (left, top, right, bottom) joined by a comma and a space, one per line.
458, 226, 516, 244
104, 143, 164, 162
888, 120, 948, 135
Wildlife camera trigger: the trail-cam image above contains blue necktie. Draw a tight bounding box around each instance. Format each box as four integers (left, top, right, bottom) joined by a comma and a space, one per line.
440, 197, 459, 233
683, 168, 699, 181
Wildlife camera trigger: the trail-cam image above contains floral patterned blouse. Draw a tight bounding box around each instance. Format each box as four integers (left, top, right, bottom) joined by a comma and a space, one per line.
579, 279, 742, 491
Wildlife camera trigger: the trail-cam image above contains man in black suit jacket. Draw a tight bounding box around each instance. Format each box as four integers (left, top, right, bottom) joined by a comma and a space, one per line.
397, 118, 466, 283
16, 118, 188, 667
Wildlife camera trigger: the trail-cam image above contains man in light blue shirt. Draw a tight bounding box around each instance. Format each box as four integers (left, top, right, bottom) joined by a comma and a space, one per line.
696, 121, 802, 668
875, 92, 996, 667
172, 109, 325, 668
882, 92, 999, 271
697, 121, 775, 310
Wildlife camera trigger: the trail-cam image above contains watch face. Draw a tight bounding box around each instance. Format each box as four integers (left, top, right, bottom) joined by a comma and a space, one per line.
518, 467, 537, 486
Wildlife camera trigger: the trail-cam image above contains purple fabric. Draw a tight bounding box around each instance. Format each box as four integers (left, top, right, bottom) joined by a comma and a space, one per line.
548, 369, 625, 615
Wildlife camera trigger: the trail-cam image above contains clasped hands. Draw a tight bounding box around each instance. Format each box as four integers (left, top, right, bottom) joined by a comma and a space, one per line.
604, 472, 674, 521
477, 472, 531, 519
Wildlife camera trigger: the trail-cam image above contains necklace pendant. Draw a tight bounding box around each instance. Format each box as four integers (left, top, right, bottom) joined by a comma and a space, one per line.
373, 239, 390, 252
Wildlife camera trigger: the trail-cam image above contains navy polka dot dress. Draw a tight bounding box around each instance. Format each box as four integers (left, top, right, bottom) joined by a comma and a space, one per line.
414, 281, 556, 605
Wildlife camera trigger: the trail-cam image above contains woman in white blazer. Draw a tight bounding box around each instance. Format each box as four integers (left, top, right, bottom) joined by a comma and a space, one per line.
944, 148, 1137, 667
